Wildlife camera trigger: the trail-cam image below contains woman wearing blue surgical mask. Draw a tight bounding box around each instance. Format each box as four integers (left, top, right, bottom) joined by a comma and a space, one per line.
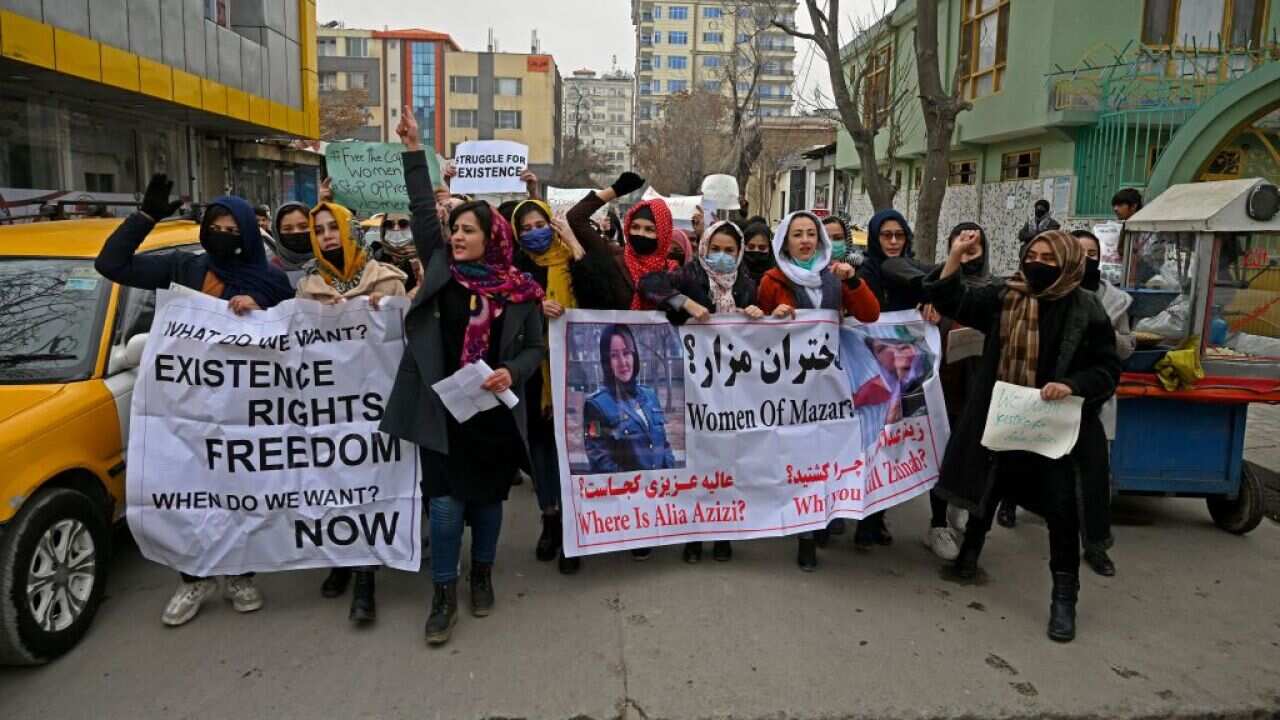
639, 220, 763, 564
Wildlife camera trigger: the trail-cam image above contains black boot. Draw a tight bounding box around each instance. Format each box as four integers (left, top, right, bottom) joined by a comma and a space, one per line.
712, 540, 733, 562
469, 562, 494, 617
1084, 547, 1116, 577
682, 542, 702, 564
952, 533, 986, 580
996, 499, 1017, 528
813, 528, 831, 548
558, 548, 581, 575
536, 512, 561, 562
425, 581, 458, 646
348, 570, 376, 624
1047, 572, 1079, 642
321, 567, 351, 598
797, 536, 817, 571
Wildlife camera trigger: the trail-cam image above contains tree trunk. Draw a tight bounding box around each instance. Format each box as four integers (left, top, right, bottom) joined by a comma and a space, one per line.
912, 0, 971, 263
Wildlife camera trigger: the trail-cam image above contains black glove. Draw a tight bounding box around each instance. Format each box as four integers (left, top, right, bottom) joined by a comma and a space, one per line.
140, 174, 182, 221
610, 172, 645, 198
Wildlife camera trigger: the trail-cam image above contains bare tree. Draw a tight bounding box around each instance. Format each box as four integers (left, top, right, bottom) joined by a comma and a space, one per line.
773, 0, 898, 211
319, 88, 371, 141
557, 85, 615, 187
633, 90, 730, 195
912, 0, 971, 262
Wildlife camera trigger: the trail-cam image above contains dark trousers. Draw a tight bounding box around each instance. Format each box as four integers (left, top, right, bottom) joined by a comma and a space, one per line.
181, 572, 253, 582
529, 417, 562, 513
967, 451, 1081, 575
1076, 431, 1114, 551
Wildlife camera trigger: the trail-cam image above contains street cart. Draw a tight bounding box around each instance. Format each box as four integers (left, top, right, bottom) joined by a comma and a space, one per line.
1110, 178, 1280, 534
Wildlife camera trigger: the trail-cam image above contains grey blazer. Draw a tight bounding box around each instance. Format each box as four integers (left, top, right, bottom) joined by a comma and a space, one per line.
379, 151, 545, 461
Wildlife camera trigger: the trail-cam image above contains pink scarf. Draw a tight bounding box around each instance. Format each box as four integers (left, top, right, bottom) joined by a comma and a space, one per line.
450, 210, 545, 365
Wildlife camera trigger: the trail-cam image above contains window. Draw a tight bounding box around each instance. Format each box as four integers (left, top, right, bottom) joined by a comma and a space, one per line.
320, 72, 337, 91
703, 32, 724, 43
495, 110, 522, 129
703, 55, 722, 68
1142, 0, 1265, 50
948, 159, 977, 186
668, 55, 687, 69
959, 0, 1009, 99
390, 73, 397, 83
346, 38, 368, 57
702, 80, 722, 92
318, 37, 337, 57
639, 103, 653, 120
641, 32, 653, 46
912, 167, 923, 188
450, 109, 477, 128
204, 0, 228, 27
737, 32, 749, 43
640, 56, 653, 71
639, 80, 652, 95
450, 76, 478, 93
668, 31, 688, 45
669, 6, 688, 19
348, 72, 367, 90
496, 78, 523, 96
1001, 149, 1040, 181
668, 79, 688, 93
653, 5, 661, 18
864, 45, 892, 126
704, 7, 721, 18
84, 172, 114, 192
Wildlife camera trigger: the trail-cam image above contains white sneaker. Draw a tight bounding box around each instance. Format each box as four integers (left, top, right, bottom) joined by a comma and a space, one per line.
162, 578, 218, 626
223, 575, 264, 613
928, 526, 961, 561
947, 506, 969, 532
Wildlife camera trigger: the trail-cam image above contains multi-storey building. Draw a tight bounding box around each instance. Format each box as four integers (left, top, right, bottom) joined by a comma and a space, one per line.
562, 68, 634, 183
315, 25, 562, 179
632, 0, 798, 130
0, 0, 321, 215
834, 0, 1280, 271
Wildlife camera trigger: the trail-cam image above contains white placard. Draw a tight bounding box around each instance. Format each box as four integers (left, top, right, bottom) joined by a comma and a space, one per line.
980, 381, 1084, 459
547, 186, 606, 220
451, 140, 529, 195
550, 309, 950, 557
126, 291, 421, 576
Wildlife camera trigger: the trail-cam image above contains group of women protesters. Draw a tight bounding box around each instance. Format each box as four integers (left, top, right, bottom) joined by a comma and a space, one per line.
97, 104, 1123, 647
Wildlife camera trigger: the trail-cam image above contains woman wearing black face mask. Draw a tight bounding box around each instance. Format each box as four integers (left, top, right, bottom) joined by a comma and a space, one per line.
271, 201, 315, 284
95, 174, 295, 628
741, 221, 775, 282
921, 229, 1121, 643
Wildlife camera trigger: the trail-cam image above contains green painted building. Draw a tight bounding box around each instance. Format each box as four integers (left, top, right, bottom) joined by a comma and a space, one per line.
832, 0, 1280, 270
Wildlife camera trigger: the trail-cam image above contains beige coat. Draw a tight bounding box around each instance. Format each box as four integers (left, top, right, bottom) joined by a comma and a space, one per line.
296, 259, 408, 302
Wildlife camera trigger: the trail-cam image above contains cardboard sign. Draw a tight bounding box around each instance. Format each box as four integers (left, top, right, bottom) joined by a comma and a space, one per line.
325, 141, 442, 215
980, 381, 1084, 459
451, 140, 529, 195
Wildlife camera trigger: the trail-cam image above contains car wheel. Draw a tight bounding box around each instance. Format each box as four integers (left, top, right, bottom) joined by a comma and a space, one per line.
0, 488, 109, 665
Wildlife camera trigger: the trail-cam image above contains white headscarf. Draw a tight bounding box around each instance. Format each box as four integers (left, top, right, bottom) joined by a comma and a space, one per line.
772, 210, 832, 306
698, 220, 744, 314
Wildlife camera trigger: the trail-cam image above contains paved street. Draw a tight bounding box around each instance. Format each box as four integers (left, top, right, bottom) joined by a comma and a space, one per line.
3, 467, 1280, 719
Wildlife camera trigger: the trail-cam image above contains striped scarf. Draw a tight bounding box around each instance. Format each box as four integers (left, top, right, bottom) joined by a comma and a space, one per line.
998, 230, 1085, 387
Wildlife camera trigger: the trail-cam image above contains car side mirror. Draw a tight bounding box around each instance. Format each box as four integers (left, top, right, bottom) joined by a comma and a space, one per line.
110, 333, 150, 374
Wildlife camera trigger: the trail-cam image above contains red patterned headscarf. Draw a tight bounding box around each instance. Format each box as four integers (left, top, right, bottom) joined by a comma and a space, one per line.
621, 198, 674, 309
450, 207, 545, 365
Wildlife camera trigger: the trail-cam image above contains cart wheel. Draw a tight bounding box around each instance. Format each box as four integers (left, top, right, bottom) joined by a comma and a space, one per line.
1207, 462, 1265, 535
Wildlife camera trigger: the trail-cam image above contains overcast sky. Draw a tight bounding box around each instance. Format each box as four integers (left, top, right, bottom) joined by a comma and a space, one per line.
318, 0, 883, 110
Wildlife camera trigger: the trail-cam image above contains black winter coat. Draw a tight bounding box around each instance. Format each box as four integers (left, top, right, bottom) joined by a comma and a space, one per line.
637, 261, 756, 324
564, 192, 635, 311
921, 268, 1121, 517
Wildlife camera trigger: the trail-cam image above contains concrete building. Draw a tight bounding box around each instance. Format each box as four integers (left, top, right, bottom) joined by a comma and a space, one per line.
834, 0, 1280, 271
313, 25, 561, 178
562, 68, 634, 183
0, 0, 321, 216
632, 0, 798, 129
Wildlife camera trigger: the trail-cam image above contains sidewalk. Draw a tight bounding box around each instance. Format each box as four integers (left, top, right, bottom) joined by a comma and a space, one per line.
2, 486, 1279, 719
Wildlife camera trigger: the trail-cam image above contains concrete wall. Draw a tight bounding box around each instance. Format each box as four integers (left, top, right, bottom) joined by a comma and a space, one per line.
443, 52, 560, 166
0, 0, 303, 108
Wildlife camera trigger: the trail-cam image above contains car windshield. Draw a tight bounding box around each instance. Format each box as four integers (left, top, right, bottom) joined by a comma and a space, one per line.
0, 258, 109, 384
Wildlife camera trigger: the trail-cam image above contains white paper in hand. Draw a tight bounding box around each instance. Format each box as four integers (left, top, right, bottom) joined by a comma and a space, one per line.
980, 381, 1083, 459
431, 360, 518, 423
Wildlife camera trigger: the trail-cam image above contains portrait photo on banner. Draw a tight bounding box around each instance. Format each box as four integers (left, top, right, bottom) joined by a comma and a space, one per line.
563, 321, 686, 475
840, 322, 938, 449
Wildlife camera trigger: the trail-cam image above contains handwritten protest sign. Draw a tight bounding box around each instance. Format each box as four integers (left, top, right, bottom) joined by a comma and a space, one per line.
550, 309, 949, 557
325, 141, 441, 215
980, 381, 1083, 459
547, 186, 605, 220
451, 140, 529, 195
127, 291, 421, 576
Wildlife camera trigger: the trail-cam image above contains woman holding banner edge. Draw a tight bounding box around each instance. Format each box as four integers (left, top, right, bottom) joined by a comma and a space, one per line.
921, 229, 1120, 642
380, 107, 546, 647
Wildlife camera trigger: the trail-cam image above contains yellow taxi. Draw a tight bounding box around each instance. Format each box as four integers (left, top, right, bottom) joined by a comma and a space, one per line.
0, 217, 200, 664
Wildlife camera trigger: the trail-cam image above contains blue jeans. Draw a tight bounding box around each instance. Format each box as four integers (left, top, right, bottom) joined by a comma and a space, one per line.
428, 496, 503, 584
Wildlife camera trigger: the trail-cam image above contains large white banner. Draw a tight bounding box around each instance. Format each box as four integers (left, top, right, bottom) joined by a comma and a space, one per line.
127, 291, 421, 576
550, 310, 949, 557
